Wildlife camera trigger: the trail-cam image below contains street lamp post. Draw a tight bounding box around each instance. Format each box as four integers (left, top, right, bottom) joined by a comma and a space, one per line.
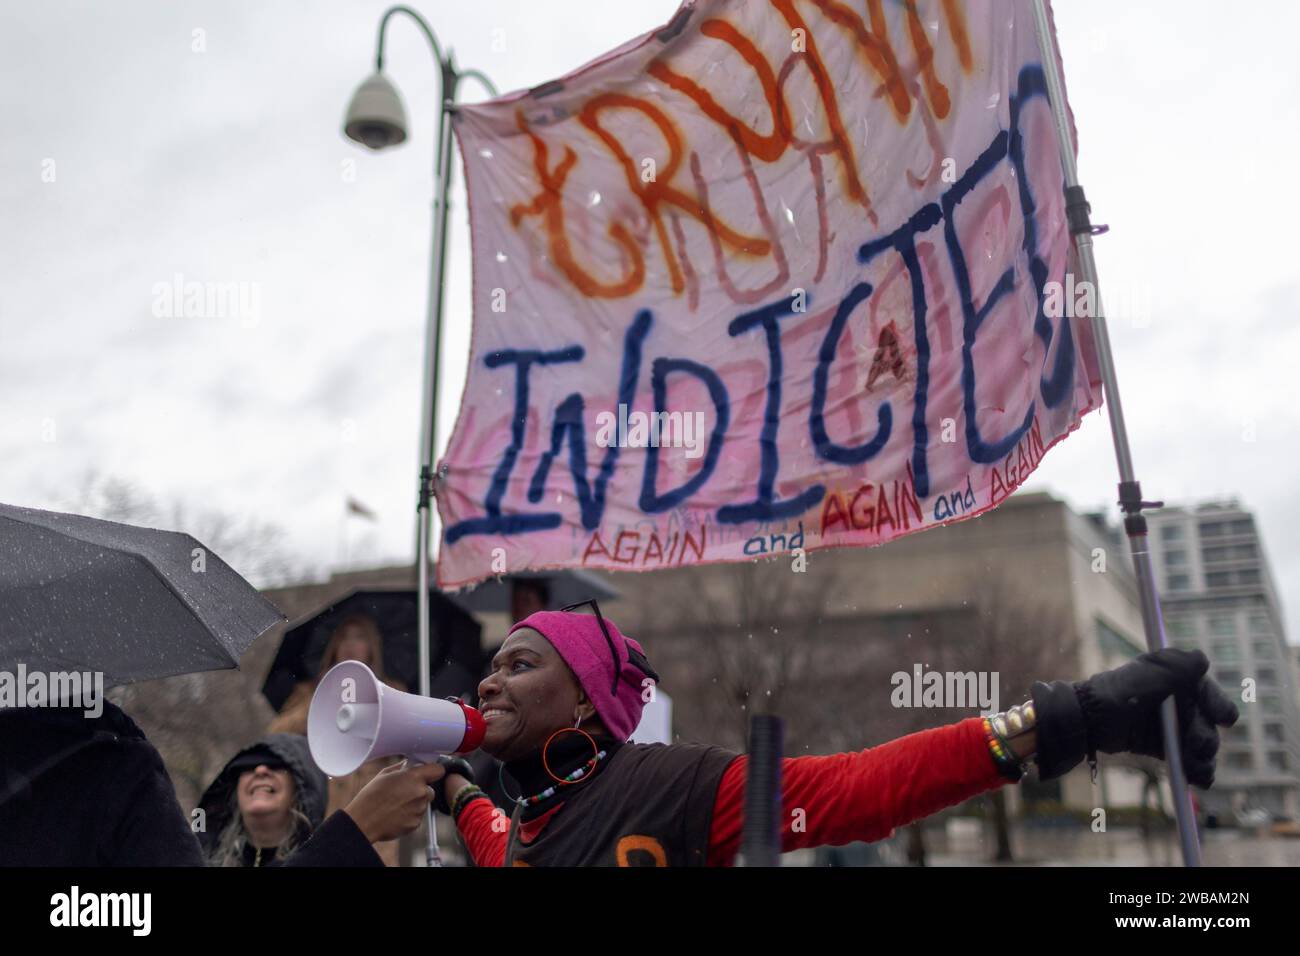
342, 4, 496, 867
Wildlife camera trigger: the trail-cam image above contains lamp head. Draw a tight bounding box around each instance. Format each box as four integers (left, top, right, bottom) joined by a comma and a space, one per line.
343, 72, 408, 150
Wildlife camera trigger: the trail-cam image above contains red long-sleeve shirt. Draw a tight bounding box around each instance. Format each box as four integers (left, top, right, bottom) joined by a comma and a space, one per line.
455, 716, 1009, 866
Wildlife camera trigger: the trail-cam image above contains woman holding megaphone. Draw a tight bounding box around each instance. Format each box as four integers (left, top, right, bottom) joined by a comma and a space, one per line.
295, 602, 1237, 866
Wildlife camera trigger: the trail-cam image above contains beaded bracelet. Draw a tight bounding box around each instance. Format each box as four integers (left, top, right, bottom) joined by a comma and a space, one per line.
449, 784, 484, 818
982, 699, 1037, 781
982, 717, 1024, 780
449, 784, 489, 822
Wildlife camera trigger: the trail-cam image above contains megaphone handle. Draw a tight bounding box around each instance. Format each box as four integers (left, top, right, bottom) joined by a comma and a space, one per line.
406, 755, 443, 868
424, 805, 442, 868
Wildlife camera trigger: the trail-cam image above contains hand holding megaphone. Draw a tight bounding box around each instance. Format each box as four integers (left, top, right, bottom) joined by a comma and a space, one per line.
308, 660, 486, 777
343, 760, 448, 844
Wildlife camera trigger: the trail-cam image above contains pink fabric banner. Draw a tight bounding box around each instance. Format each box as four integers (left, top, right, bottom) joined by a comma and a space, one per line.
436, 0, 1101, 589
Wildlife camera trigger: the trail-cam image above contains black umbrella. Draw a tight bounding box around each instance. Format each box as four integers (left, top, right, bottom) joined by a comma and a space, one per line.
451, 569, 618, 614
0, 502, 284, 688
261, 586, 484, 712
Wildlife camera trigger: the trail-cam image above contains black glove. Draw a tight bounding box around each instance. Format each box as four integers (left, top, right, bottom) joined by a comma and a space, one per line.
1031, 648, 1239, 787
430, 755, 477, 815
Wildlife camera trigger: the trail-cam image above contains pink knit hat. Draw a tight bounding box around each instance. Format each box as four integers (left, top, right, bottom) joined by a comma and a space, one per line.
508, 609, 657, 742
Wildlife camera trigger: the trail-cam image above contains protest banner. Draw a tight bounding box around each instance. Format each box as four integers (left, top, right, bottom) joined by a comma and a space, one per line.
435, 0, 1101, 587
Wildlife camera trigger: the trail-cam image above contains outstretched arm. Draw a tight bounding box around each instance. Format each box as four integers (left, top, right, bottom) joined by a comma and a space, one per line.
704, 648, 1237, 866
281, 760, 445, 867
705, 716, 1013, 866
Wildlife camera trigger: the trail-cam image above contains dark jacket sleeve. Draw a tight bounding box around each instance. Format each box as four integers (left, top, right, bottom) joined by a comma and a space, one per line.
107, 741, 206, 867
276, 810, 385, 867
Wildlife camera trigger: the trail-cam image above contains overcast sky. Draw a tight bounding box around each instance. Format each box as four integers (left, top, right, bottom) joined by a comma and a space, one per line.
2, 1, 1297, 641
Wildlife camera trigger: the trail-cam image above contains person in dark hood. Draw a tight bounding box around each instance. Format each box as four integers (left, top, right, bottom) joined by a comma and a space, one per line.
197, 734, 327, 867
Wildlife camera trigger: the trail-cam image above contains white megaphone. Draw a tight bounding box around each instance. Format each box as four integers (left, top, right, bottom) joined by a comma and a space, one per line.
307, 660, 487, 777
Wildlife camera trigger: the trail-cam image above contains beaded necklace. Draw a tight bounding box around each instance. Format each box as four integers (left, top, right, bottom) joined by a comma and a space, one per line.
506, 748, 609, 807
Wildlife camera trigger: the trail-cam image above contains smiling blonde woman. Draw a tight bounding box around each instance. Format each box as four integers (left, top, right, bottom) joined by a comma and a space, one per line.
198, 734, 326, 867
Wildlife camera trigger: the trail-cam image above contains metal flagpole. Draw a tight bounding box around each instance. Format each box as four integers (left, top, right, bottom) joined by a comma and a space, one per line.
415, 50, 497, 871
413, 46, 459, 870
1029, 0, 1201, 866
362, 4, 498, 867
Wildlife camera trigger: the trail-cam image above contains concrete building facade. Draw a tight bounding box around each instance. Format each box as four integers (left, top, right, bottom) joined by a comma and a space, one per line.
1146, 500, 1300, 820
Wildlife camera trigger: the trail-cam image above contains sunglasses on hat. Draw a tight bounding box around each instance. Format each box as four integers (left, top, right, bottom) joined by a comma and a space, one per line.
560, 599, 659, 696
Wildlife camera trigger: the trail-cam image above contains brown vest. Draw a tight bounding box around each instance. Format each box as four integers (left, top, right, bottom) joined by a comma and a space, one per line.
504, 742, 739, 867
